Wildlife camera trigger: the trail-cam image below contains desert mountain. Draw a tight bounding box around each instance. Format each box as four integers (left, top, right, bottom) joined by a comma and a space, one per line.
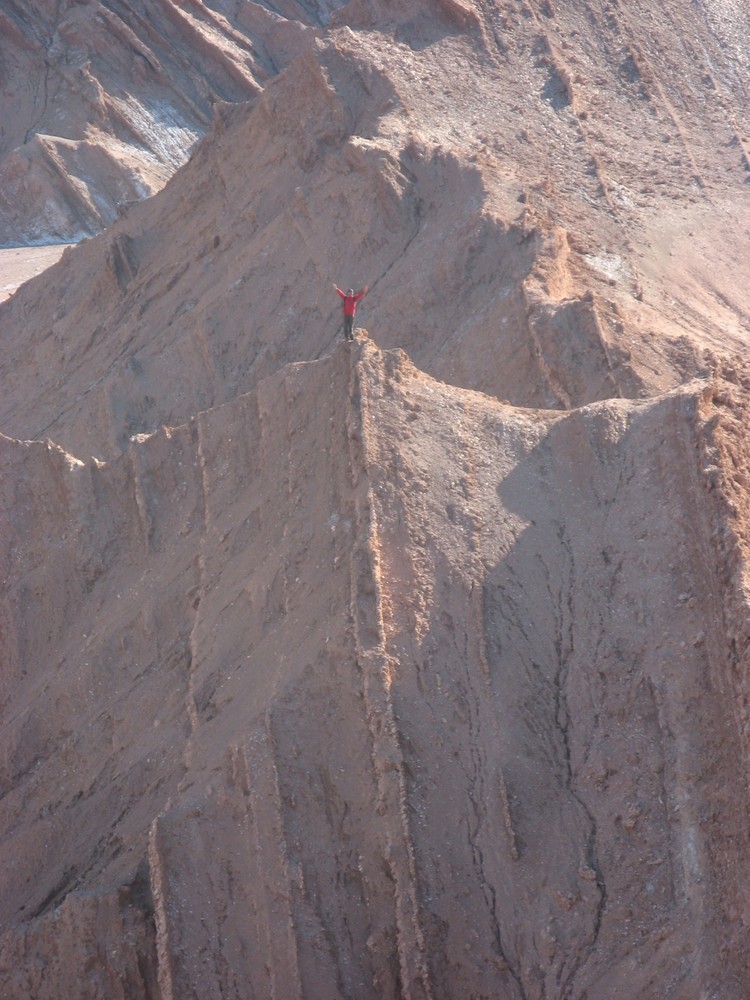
0, 0, 328, 244
1, 1, 750, 998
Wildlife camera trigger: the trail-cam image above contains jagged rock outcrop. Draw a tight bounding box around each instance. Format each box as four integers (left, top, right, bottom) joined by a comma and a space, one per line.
2, 0, 750, 997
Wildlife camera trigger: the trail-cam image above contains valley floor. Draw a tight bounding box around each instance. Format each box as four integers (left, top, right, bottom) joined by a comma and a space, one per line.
0, 245, 71, 304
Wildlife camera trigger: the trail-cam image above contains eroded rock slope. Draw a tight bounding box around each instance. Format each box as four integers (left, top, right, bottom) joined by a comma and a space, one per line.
1, 0, 750, 997
1, 341, 749, 997
0, 0, 336, 244
2, 0, 750, 455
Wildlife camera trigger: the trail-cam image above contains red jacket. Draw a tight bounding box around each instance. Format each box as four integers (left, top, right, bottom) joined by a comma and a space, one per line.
336, 287, 366, 316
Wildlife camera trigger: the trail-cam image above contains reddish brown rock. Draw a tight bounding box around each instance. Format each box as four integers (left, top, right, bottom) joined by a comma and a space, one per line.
1, 1, 750, 998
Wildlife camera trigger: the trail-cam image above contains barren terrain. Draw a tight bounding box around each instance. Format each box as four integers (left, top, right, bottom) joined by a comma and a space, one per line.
1, 1, 750, 998
0, 244, 69, 302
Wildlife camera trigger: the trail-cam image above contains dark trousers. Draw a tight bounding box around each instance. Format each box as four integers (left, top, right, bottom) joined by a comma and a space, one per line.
344, 314, 354, 340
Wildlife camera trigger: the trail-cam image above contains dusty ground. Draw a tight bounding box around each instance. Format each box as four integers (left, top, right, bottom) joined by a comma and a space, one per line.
1, 1, 750, 998
0, 245, 70, 303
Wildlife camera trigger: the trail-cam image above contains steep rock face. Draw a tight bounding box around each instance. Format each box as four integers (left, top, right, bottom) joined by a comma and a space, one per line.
2, 340, 749, 997
2, 0, 750, 996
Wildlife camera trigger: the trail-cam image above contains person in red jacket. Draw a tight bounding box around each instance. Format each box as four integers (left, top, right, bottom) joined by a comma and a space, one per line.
334, 284, 368, 341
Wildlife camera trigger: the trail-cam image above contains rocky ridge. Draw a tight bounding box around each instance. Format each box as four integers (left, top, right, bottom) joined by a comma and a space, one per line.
1, 0, 750, 997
